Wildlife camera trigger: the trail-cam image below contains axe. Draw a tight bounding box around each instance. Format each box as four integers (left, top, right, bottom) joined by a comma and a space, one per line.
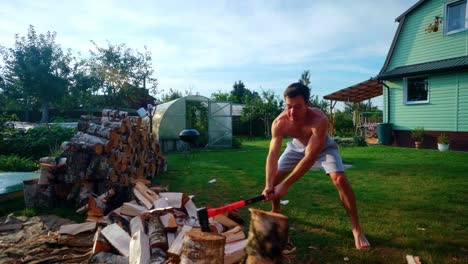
196, 194, 265, 232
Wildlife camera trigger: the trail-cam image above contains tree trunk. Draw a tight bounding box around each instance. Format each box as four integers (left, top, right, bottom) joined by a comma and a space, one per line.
180, 229, 226, 264
40, 101, 49, 123
246, 208, 289, 264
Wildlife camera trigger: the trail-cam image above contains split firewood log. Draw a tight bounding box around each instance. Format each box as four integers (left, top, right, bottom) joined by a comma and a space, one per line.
246, 208, 289, 264
180, 229, 226, 263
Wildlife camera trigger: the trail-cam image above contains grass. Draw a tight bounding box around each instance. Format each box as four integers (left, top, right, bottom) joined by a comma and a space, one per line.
156, 139, 467, 263
0, 139, 465, 263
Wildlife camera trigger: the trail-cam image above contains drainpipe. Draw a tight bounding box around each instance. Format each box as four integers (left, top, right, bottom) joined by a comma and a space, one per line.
380, 81, 391, 124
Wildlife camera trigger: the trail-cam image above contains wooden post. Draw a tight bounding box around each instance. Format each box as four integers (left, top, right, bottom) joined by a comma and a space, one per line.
246, 208, 288, 264
180, 229, 226, 264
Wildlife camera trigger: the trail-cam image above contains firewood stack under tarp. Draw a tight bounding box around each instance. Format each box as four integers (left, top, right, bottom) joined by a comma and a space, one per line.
23, 109, 166, 211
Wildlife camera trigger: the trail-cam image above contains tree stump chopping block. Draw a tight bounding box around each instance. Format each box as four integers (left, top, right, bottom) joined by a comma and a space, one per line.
180, 229, 226, 264
246, 208, 289, 264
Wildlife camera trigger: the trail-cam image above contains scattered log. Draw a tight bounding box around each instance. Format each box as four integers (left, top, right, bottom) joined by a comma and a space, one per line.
167, 225, 192, 259
224, 239, 248, 264
129, 230, 150, 264
92, 226, 111, 254
159, 192, 184, 208
214, 214, 239, 230
0, 223, 22, 232
101, 223, 131, 257
130, 215, 145, 237
89, 252, 129, 264
184, 198, 198, 218
148, 214, 168, 250
222, 226, 245, 243
121, 202, 146, 217
59, 221, 97, 235
180, 229, 226, 264
246, 208, 289, 264
159, 212, 178, 232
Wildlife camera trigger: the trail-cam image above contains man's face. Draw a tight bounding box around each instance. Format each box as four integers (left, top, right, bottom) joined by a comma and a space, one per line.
285, 96, 309, 122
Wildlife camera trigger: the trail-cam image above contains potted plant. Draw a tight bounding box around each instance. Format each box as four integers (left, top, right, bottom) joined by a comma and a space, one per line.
411, 127, 425, 149
437, 133, 449, 151
425, 16, 443, 33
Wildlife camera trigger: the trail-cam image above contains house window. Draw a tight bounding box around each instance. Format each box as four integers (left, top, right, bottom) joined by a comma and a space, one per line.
445, 0, 468, 34
405, 77, 429, 104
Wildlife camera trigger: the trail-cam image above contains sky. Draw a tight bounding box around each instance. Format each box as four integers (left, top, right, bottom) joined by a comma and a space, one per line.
0, 0, 418, 109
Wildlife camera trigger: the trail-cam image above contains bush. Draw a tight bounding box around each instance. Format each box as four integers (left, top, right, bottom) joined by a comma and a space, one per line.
0, 155, 37, 171
232, 137, 242, 148
352, 136, 367, 147
1, 125, 75, 160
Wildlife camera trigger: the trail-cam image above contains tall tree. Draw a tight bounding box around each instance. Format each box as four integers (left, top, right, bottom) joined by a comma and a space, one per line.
88, 41, 158, 108
210, 90, 232, 102
299, 70, 311, 87
241, 89, 283, 138
230, 80, 259, 103
0, 25, 72, 122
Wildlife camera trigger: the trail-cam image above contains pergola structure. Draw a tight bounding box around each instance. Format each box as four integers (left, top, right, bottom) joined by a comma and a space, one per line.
323, 78, 383, 135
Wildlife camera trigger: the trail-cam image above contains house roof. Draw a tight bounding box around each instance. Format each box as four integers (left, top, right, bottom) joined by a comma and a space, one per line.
379, 0, 428, 76
378, 56, 468, 80
323, 79, 382, 103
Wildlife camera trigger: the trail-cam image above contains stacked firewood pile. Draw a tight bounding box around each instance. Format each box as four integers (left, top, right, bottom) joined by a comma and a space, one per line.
24, 109, 166, 210
57, 183, 250, 263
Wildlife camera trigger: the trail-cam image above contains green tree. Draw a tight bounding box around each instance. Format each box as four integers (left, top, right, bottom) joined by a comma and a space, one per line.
230, 80, 259, 103
210, 90, 232, 102
299, 70, 311, 87
160, 88, 185, 103
0, 25, 72, 123
241, 89, 283, 138
88, 41, 158, 108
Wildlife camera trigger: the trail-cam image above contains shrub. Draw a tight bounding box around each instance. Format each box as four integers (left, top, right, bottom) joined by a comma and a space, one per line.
0, 155, 37, 171
1, 125, 75, 160
232, 137, 242, 149
352, 136, 367, 147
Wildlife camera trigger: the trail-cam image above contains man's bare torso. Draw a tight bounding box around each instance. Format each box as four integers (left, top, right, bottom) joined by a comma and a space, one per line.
274, 107, 328, 147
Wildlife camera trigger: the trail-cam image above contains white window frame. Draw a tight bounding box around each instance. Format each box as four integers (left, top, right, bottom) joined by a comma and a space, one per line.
403, 76, 430, 105
444, 0, 468, 35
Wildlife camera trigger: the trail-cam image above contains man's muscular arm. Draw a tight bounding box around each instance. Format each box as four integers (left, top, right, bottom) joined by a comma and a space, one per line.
274, 114, 328, 199
263, 118, 283, 201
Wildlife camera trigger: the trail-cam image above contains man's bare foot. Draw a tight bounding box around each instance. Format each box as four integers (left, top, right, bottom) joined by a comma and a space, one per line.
353, 229, 371, 250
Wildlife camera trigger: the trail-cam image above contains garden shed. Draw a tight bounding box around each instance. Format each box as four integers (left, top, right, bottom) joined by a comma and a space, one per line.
152, 95, 235, 152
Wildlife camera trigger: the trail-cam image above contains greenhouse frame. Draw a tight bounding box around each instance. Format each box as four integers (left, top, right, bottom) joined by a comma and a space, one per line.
152, 95, 241, 152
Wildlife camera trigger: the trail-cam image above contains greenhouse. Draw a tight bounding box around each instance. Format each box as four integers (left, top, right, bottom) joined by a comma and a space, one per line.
152, 95, 238, 152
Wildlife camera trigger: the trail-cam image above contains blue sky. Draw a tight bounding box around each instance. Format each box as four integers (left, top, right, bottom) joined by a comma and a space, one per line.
0, 0, 418, 109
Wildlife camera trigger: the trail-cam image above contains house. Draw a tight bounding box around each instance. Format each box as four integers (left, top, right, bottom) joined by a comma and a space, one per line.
377, 0, 468, 151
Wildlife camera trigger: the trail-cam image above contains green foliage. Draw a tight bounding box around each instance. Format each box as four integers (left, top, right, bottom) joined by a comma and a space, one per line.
19, 208, 38, 217
411, 127, 426, 142
241, 89, 283, 138
230, 80, 259, 104
1, 125, 75, 160
232, 136, 242, 148
352, 135, 367, 146
160, 88, 185, 103
186, 101, 208, 147
0, 25, 72, 123
0, 155, 37, 171
334, 110, 354, 137
88, 41, 158, 108
210, 90, 232, 102
299, 70, 311, 87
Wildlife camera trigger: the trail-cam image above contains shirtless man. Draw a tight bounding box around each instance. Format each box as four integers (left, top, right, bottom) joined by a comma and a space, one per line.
262, 82, 370, 250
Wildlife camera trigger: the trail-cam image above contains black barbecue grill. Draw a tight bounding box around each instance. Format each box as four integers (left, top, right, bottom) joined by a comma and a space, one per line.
179, 129, 200, 146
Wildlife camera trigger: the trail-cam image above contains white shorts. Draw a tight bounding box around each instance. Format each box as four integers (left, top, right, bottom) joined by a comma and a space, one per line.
278, 137, 344, 174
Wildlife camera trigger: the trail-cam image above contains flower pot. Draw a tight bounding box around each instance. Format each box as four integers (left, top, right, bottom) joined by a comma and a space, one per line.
437, 143, 449, 151
415, 141, 423, 149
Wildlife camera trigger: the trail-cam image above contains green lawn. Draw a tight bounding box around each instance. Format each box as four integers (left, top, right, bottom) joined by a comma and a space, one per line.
158, 139, 468, 263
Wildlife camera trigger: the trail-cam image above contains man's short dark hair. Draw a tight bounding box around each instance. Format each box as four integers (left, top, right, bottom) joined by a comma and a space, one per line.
284, 82, 310, 102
